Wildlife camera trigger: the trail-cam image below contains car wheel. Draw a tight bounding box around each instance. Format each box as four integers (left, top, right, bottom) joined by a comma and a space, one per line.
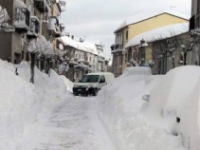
93, 89, 98, 96
73, 93, 78, 96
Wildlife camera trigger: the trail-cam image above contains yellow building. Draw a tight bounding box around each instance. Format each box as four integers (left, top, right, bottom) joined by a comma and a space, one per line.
111, 11, 189, 77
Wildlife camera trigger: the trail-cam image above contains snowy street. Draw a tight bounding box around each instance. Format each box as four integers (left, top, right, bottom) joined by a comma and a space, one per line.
0, 60, 199, 150
29, 96, 116, 150
0, 0, 199, 150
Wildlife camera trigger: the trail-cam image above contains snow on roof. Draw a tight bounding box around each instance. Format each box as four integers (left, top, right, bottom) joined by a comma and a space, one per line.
115, 11, 190, 33
125, 23, 189, 48
59, 36, 99, 56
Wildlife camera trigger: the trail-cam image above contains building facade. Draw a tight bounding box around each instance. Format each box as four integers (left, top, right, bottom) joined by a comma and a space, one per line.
58, 36, 106, 82
190, 0, 200, 30
96, 44, 106, 72
111, 11, 189, 77
0, 0, 66, 66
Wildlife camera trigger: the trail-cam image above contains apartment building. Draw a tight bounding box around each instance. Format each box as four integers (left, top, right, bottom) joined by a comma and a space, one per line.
0, 0, 66, 66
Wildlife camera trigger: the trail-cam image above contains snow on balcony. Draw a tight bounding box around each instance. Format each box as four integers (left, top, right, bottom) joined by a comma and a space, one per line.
14, 0, 27, 8
48, 17, 62, 37
0, 5, 10, 24
14, 7, 30, 32
27, 16, 40, 37
59, 0, 67, 12
47, 17, 56, 31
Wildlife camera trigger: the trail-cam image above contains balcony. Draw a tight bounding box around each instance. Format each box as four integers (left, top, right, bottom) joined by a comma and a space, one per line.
42, 21, 50, 40
14, 8, 30, 33
69, 58, 79, 65
75, 61, 91, 70
48, 17, 62, 37
59, 0, 67, 12
27, 16, 40, 38
111, 44, 123, 54
98, 56, 105, 62
34, 0, 51, 13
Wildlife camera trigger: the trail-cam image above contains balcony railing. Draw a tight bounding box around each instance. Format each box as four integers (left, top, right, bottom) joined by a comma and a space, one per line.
27, 16, 40, 38
14, 8, 30, 32
111, 44, 123, 53
34, 0, 51, 13
98, 57, 105, 62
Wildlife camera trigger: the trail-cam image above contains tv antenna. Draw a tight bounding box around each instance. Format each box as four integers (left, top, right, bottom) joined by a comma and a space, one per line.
170, 6, 176, 10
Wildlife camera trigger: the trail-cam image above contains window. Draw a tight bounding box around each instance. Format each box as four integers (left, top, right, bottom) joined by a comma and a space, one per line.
126, 30, 128, 40
100, 76, 105, 83
80, 75, 100, 83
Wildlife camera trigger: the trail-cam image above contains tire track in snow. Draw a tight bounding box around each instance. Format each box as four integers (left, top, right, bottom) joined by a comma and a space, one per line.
29, 96, 116, 150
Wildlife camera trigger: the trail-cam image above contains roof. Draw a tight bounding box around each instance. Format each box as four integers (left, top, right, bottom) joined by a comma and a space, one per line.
114, 11, 190, 33
59, 36, 99, 56
125, 23, 189, 48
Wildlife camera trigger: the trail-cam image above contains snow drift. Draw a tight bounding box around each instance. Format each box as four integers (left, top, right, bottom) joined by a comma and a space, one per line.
146, 66, 200, 149
0, 60, 73, 150
97, 66, 200, 150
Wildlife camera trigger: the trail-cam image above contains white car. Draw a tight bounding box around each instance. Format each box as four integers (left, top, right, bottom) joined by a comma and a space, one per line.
73, 72, 115, 96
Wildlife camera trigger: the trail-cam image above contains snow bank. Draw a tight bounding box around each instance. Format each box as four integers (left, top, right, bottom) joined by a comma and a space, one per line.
146, 66, 200, 149
0, 60, 73, 149
122, 67, 152, 76
0, 60, 42, 149
97, 70, 183, 150
97, 65, 200, 150
17, 61, 73, 95
146, 66, 200, 118
179, 80, 200, 150
98, 66, 200, 150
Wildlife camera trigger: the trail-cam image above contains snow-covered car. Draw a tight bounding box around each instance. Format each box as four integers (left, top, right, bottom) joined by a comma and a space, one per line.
73, 72, 115, 96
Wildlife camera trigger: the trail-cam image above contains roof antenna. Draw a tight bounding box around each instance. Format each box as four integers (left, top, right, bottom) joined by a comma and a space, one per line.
170, 6, 176, 11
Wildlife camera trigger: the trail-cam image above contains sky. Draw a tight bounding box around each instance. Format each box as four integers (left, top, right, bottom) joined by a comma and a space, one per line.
60, 0, 191, 59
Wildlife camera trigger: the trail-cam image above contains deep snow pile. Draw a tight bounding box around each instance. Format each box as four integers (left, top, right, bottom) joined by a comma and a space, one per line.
97, 66, 197, 150
0, 60, 73, 150
146, 66, 200, 149
17, 61, 73, 96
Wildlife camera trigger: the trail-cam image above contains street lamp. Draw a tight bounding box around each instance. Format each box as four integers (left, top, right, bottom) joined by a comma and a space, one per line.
139, 39, 148, 66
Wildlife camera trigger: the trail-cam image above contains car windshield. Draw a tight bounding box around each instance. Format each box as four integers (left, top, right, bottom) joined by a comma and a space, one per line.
80, 75, 100, 83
